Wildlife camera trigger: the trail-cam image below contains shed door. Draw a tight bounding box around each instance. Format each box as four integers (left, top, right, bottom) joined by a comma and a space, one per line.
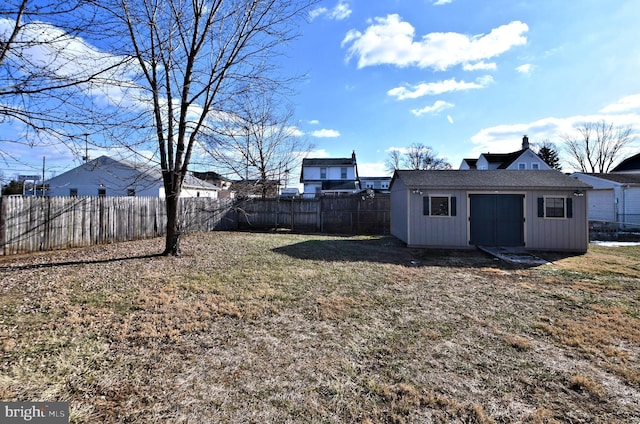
469, 194, 524, 246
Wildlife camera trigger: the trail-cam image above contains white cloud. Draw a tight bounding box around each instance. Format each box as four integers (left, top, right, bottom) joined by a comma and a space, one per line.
308, 119, 320, 125
311, 129, 341, 138
307, 148, 331, 158
359, 161, 391, 177
516, 63, 532, 74
387, 76, 494, 100
447, 115, 454, 124
600, 94, 640, 113
411, 100, 454, 116
463, 61, 497, 71
433, 0, 453, 5
467, 113, 640, 171
310, 1, 352, 21
342, 15, 528, 70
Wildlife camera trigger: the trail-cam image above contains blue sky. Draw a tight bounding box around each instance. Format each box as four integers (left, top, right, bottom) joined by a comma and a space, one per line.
288, 0, 640, 177
2, 0, 640, 184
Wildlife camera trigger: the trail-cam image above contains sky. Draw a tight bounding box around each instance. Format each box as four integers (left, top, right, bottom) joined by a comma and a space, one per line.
2, 0, 640, 186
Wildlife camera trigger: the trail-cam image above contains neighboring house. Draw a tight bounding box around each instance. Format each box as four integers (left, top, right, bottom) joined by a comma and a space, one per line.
300, 151, 360, 196
571, 173, 640, 229
231, 179, 281, 198
611, 152, 640, 173
390, 169, 591, 252
460, 136, 551, 170
192, 171, 234, 198
45, 156, 219, 198
359, 176, 392, 193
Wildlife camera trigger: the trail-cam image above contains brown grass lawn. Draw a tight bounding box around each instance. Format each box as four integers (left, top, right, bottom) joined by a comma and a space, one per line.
1, 232, 639, 423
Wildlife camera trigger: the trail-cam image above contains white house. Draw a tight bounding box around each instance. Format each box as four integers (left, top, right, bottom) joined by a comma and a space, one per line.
359, 176, 392, 193
45, 156, 219, 198
571, 173, 640, 229
300, 151, 360, 196
460, 136, 551, 171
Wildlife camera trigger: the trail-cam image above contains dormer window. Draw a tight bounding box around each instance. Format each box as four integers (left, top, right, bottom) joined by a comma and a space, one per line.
341, 168, 347, 179
320, 168, 327, 179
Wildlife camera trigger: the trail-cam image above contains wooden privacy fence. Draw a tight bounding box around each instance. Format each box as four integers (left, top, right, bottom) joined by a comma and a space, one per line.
237, 194, 390, 235
0, 194, 390, 255
0, 196, 235, 255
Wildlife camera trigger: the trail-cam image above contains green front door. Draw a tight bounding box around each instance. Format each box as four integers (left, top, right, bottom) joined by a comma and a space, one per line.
469, 194, 524, 246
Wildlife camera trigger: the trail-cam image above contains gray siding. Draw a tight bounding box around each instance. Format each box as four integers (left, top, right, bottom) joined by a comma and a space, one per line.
390, 179, 409, 243
525, 190, 588, 252
406, 189, 468, 248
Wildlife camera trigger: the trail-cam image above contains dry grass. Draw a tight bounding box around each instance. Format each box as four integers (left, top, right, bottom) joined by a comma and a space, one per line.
1, 232, 639, 423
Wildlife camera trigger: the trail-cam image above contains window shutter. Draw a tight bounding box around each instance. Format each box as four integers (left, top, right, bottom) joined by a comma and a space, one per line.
423, 196, 429, 216
451, 196, 457, 216
566, 198, 573, 218
537, 197, 544, 217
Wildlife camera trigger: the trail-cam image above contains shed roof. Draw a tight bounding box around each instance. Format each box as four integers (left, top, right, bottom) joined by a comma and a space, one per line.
392, 170, 591, 190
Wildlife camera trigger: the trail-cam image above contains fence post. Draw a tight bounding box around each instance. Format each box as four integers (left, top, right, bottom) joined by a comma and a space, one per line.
0, 197, 5, 255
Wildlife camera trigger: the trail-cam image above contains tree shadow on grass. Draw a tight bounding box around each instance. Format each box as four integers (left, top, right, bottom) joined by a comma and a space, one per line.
0, 253, 164, 272
270, 236, 573, 269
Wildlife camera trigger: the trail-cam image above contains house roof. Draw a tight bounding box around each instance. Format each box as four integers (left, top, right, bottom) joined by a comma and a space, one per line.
302, 157, 355, 166
322, 181, 359, 191
481, 149, 528, 169
461, 158, 478, 168
392, 170, 592, 190
574, 173, 640, 184
359, 176, 392, 181
48, 155, 219, 190
611, 152, 640, 172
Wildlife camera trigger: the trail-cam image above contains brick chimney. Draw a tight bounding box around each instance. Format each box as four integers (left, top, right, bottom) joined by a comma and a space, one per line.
351, 150, 357, 164
522, 135, 530, 150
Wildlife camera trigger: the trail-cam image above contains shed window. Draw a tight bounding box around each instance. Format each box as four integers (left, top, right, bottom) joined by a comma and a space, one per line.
423, 195, 457, 217
320, 168, 327, 179
341, 168, 347, 179
517, 163, 526, 170
98, 188, 106, 197
127, 189, 136, 196
69, 188, 78, 197
538, 197, 572, 219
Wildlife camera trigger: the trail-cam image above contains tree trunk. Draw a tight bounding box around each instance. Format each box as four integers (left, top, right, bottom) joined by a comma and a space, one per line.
164, 195, 181, 256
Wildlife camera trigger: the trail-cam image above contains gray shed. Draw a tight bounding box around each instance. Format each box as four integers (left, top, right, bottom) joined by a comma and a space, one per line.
390, 170, 592, 252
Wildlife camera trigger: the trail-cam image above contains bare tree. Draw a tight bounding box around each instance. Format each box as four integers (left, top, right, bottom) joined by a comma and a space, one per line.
1, 0, 130, 161
204, 91, 312, 198
385, 149, 402, 173
563, 120, 635, 173
404, 143, 451, 170
89, 0, 315, 255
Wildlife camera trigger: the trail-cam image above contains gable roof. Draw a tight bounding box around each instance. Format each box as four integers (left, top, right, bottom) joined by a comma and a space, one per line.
611, 152, 640, 172
392, 170, 591, 190
481, 149, 529, 169
47, 155, 218, 190
575, 173, 640, 184
461, 158, 478, 168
